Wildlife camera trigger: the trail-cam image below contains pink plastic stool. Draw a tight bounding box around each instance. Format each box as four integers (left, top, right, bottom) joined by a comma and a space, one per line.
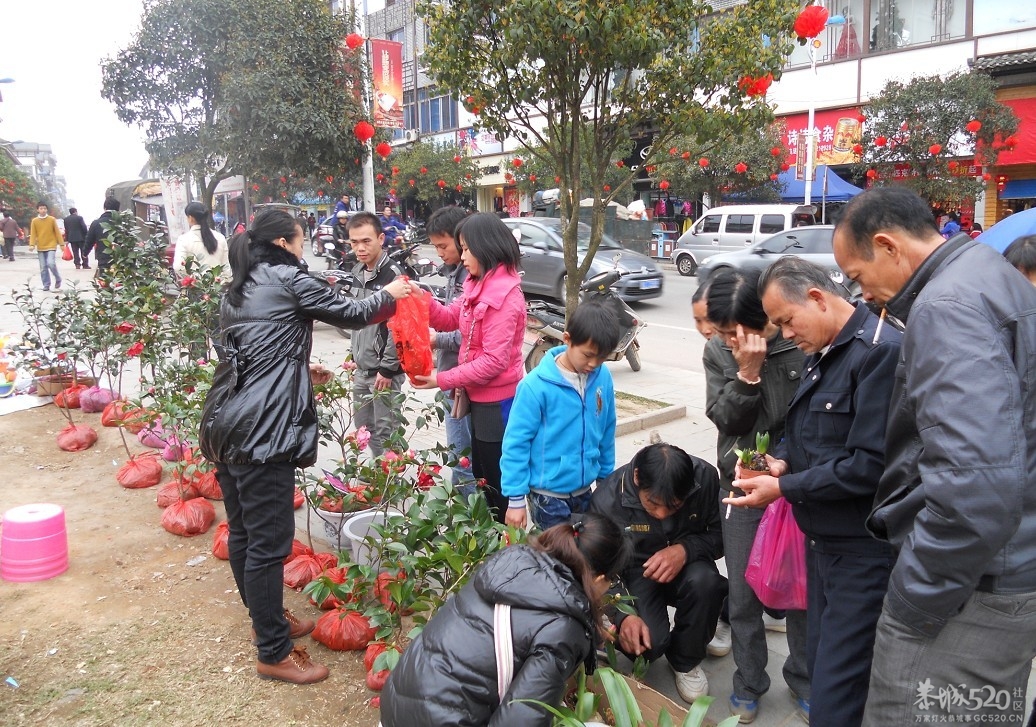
1, 503, 69, 582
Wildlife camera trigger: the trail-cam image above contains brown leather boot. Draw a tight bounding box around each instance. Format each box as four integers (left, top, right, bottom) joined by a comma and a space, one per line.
256, 645, 329, 684
251, 609, 316, 644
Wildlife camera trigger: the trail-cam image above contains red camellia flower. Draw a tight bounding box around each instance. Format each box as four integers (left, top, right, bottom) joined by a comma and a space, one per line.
1006, 135, 1019, 148
780, 163, 791, 171
375, 142, 392, 159
852, 143, 864, 155
251, 184, 259, 192
770, 147, 782, 156
603, 185, 611, 192
437, 179, 447, 188
699, 157, 710, 168
391, 166, 400, 175
115, 322, 136, 334
738, 74, 773, 97
127, 341, 145, 357
409, 179, 416, 186
180, 275, 196, 288
770, 173, 779, 181
459, 456, 471, 469
348, 181, 356, 188
669, 147, 678, 155
345, 33, 364, 50
529, 174, 537, 182
419, 166, 427, 174
965, 120, 982, 133
875, 136, 888, 146
57, 352, 67, 361
929, 144, 942, 155
794, 5, 829, 40
381, 451, 404, 474
326, 175, 334, 183
453, 155, 461, 163
376, 173, 384, 182
554, 176, 561, 184
354, 121, 375, 143
735, 162, 748, 174
416, 464, 442, 490
389, 188, 396, 195
866, 168, 878, 179
512, 158, 523, 168
682, 151, 692, 160
455, 184, 463, 192
659, 180, 670, 191
616, 160, 625, 168
465, 173, 472, 180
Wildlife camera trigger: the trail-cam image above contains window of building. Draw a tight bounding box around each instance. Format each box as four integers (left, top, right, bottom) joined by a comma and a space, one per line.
416, 88, 458, 133
388, 28, 405, 57
973, 0, 1036, 35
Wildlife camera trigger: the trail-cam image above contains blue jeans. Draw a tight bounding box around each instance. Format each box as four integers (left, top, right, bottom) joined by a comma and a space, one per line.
528, 490, 593, 531
863, 587, 1036, 725
444, 407, 473, 487
37, 250, 61, 289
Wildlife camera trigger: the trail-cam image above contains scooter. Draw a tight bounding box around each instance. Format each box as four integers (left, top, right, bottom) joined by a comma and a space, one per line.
522, 269, 647, 372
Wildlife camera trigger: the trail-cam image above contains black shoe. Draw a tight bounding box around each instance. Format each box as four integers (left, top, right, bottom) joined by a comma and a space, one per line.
82, 265, 90, 269
75, 265, 81, 269
54, 281, 62, 290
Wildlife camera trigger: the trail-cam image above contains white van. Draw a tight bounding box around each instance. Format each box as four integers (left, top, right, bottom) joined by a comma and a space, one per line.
671, 204, 816, 276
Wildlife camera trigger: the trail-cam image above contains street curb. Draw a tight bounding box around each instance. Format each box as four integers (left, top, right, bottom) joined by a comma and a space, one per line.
615, 404, 687, 436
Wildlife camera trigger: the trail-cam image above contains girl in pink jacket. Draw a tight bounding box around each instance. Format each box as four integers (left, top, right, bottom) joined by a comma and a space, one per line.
413, 213, 526, 522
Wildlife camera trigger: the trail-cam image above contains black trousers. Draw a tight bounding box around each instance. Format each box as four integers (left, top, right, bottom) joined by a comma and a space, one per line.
807, 547, 892, 727
217, 461, 296, 664
470, 436, 507, 523
620, 559, 727, 672
69, 240, 90, 266
3, 238, 14, 260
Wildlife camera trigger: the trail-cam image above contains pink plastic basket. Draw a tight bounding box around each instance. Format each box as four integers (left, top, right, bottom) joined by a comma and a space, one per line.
1, 503, 69, 582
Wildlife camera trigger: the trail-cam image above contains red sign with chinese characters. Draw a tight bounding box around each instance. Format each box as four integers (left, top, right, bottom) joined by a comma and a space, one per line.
780, 107, 865, 166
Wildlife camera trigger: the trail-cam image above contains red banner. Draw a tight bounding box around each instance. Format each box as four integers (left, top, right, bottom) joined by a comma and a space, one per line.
780, 107, 865, 166
370, 39, 404, 130
996, 97, 1036, 166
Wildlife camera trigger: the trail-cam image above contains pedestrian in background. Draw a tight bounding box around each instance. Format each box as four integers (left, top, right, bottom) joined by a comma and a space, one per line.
63, 207, 90, 269
704, 268, 810, 724
1004, 234, 1036, 286
29, 202, 66, 291
1, 209, 22, 262
199, 208, 410, 685
173, 201, 229, 281
426, 205, 474, 491
86, 197, 121, 274
833, 187, 1036, 725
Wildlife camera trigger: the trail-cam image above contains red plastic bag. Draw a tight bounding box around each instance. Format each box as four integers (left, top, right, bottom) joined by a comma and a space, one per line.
156, 480, 199, 508
364, 642, 387, 672
309, 566, 350, 610
311, 608, 376, 651
285, 539, 314, 564
101, 400, 125, 427
745, 498, 807, 610
387, 286, 432, 385
62, 245, 72, 261
138, 421, 167, 448
194, 470, 222, 500
160, 497, 215, 536
212, 521, 230, 560
284, 554, 326, 589
54, 384, 88, 409
367, 668, 390, 692
56, 423, 98, 451
117, 453, 164, 489
293, 486, 305, 510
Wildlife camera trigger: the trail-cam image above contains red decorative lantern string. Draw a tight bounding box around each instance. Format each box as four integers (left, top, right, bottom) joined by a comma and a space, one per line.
345, 33, 364, 50
354, 121, 375, 143
375, 142, 392, 159
794, 5, 829, 41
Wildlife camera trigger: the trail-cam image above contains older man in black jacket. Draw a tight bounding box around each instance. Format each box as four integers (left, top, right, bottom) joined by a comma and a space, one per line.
834, 187, 1036, 726
590, 442, 726, 705
725, 257, 901, 727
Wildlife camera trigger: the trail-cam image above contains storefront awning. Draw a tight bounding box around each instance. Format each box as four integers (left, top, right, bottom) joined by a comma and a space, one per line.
1001, 180, 1036, 200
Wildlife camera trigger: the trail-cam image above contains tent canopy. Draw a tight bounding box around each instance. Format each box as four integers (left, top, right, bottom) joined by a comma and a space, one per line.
777, 165, 863, 203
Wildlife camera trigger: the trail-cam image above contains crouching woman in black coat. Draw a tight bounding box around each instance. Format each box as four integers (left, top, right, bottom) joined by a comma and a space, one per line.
381, 513, 631, 726
199, 208, 410, 685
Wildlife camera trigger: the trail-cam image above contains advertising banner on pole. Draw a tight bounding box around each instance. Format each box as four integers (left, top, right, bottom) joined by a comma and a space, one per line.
370, 39, 404, 129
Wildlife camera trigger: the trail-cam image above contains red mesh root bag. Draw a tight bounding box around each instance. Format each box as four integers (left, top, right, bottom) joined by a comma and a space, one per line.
161, 497, 216, 536
54, 384, 89, 409
56, 423, 98, 451
156, 480, 200, 508
117, 454, 164, 489
212, 521, 230, 560
387, 285, 432, 385
311, 608, 376, 651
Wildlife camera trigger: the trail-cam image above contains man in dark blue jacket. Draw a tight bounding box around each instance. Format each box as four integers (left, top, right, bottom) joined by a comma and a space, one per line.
725, 257, 900, 727
834, 187, 1036, 726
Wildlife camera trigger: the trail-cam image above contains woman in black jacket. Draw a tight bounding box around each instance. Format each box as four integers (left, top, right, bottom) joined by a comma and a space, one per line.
380, 513, 630, 726
199, 208, 409, 685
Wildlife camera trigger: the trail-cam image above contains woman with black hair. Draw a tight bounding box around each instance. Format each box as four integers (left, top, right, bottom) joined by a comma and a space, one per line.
411, 212, 526, 522
381, 512, 631, 726
173, 201, 230, 281
199, 208, 410, 685
703, 268, 810, 722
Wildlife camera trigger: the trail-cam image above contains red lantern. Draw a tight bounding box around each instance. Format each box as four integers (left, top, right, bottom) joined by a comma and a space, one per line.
852, 143, 863, 155
770, 147, 782, 157
866, 169, 878, 179
345, 33, 364, 50
317, 189, 324, 196
738, 74, 773, 97
929, 144, 942, 155
856, 113, 867, 123
465, 173, 472, 180
376, 173, 385, 182
419, 167, 427, 174
794, 5, 829, 40
875, 136, 887, 147
659, 180, 670, 191
780, 162, 790, 172
251, 184, 259, 191
437, 179, 447, 189
1006, 135, 1019, 148
698, 158, 710, 168
453, 155, 462, 163
354, 121, 375, 143
375, 142, 392, 159
280, 191, 288, 198
770, 173, 779, 181
983, 173, 992, 181
965, 120, 982, 133
391, 166, 399, 174
948, 160, 959, 170
389, 188, 396, 195
454, 184, 462, 192
735, 162, 748, 174
529, 174, 537, 182
512, 158, 523, 168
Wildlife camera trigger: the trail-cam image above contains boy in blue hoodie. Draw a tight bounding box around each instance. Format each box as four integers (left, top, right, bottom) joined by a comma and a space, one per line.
501, 300, 621, 530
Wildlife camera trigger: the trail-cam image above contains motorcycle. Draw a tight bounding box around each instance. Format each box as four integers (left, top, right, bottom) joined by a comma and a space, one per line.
522, 269, 647, 372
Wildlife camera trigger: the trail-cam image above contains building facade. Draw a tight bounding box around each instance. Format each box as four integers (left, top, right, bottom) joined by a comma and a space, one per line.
10, 141, 69, 212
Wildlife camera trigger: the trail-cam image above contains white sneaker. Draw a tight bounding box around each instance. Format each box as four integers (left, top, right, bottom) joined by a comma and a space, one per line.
763, 613, 787, 633
674, 665, 709, 702
707, 620, 732, 657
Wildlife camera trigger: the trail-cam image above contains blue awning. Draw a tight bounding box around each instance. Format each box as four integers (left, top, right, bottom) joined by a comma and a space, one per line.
1000, 179, 1036, 200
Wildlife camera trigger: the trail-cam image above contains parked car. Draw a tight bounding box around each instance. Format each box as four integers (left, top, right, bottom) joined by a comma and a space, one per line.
502, 217, 664, 302
671, 203, 817, 276
694, 225, 859, 298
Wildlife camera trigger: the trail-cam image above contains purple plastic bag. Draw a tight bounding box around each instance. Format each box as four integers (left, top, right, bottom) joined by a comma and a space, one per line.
744, 498, 807, 610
